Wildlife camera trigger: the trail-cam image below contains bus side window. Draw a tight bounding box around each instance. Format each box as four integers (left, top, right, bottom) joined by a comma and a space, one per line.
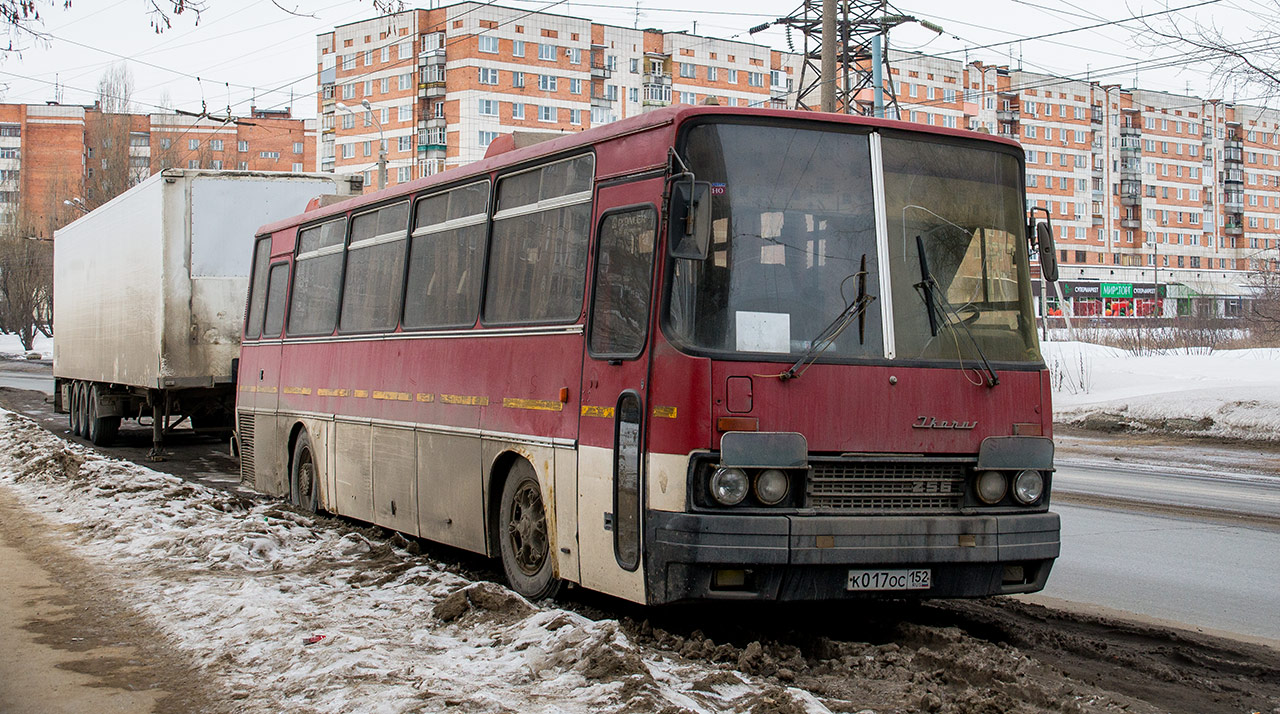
244, 237, 272, 339
287, 217, 346, 336
404, 180, 490, 329
484, 154, 595, 325
589, 207, 657, 358
261, 263, 291, 338
339, 201, 409, 333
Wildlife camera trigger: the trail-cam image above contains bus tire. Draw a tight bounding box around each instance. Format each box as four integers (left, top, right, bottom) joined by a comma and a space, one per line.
86, 386, 120, 447
498, 461, 561, 601
290, 431, 320, 514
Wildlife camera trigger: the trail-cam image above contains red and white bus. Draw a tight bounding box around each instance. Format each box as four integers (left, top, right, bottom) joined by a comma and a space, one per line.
236, 105, 1061, 604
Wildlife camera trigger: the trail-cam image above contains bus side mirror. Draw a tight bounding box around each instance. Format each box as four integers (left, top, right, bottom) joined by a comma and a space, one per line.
1034, 222, 1059, 282
668, 180, 712, 260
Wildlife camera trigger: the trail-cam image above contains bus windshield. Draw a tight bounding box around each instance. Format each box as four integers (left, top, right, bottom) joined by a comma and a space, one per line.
665, 120, 1040, 365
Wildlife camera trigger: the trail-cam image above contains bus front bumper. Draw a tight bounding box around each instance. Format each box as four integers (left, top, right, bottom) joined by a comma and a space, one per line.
644, 510, 1059, 604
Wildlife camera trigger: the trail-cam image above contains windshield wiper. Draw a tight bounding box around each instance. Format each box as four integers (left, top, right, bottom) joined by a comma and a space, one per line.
913, 235, 1000, 388
780, 254, 875, 381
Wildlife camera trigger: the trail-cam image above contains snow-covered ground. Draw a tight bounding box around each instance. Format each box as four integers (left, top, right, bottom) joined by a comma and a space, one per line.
0, 333, 51, 360
1043, 340, 1280, 442
0, 408, 828, 714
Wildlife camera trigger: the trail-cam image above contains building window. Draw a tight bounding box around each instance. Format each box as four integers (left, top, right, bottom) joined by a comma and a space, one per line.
538, 74, 557, 91
188, 160, 199, 169
189, 139, 199, 150
629, 87, 638, 103
342, 83, 355, 100
479, 131, 498, 147
679, 62, 695, 78
342, 53, 354, 70
513, 40, 525, 57
538, 105, 556, 122
341, 144, 354, 159
570, 108, 581, 125
380, 77, 389, 94
398, 166, 412, 183
479, 99, 499, 116
239, 161, 248, 170
342, 114, 355, 130
398, 105, 412, 122
512, 102, 525, 120
398, 135, 412, 151
399, 73, 411, 90
479, 35, 499, 53
707, 66, 718, 82
630, 58, 639, 73
211, 160, 222, 170
435, 102, 445, 118
538, 43, 555, 61
479, 67, 499, 85
293, 141, 304, 154
513, 71, 525, 88
381, 46, 389, 62
569, 78, 581, 94
364, 79, 373, 96
260, 151, 280, 159
209, 139, 223, 151
727, 69, 738, 84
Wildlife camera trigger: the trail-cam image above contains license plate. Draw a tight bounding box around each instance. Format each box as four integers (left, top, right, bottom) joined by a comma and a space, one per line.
846, 568, 931, 591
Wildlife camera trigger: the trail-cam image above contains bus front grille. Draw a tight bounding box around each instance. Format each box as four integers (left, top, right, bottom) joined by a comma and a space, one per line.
237, 412, 255, 489
806, 461, 968, 511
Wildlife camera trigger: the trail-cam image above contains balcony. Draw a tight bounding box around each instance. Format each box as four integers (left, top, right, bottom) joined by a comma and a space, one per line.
418, 142, 447, 154
1092, 162, 1105, 177
1225, 137, 1243, 151
591, 63, 612, 80
1223, 168, 1244, 184
1120, 125, 1141, 137
643, 73, 671, 86
996, 109, 1019, 122
590, 92, 614, 109
419, 47, 446, 66
1225, 194, 1244, 210
419, 81, 446, 99
1224, 147, 1243, 163
1120, 192, 1143, 206
1120, 218, 1141, 228
1224, 222, 1244, 235
1091, 107, 1103, 124
425, 116, 446, 130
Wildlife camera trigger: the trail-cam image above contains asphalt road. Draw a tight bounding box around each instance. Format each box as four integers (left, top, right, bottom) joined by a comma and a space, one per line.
1047, 456, 1280, 640
0, 367, 53, 395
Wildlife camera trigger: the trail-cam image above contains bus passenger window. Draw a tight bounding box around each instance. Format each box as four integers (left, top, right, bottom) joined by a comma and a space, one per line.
244, 237, 272, 339
261, 263, 291, 338
287, 217, 347, 336
340, 201, 409, 333
484, 155, 594, 325
404, 181, 490, 329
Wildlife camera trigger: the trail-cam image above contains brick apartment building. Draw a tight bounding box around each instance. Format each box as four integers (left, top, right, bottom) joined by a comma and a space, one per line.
0, 103, 317, 239
314, 3, 801, 185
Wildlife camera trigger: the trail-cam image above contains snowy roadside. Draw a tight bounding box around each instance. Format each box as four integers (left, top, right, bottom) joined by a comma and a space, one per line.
1043, 341, 1280, 443
0, 408, 826, 714
0, 333, 52, 361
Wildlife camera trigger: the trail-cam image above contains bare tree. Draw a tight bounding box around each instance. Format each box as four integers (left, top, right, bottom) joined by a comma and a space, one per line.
85, 64, 138, 209
1135, 6, 1280, 102
1245, 265, 1280, 343
2, 0, 204, 51
0, 204, 53, 350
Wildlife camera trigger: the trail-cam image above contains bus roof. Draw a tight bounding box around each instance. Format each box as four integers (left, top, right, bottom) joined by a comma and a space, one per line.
257, 104, 1024, 237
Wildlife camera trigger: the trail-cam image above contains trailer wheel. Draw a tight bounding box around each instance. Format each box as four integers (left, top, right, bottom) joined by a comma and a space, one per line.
85, 386, 120, 447
290, 431, 320, 514
69, 382, 83, 437
498, 460, 561, 601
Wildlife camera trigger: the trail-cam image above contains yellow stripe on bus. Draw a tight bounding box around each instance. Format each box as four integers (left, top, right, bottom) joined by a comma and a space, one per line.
503, 397, 564, 412
441, 394, 489, 406
258, 386, 278, 394
353, 389, 369, 398
652, 406, 677, 419
317, 388, 349, 397
283, 386, 312, 395
373, 391, 412, 401
580, 405, 614, 418
416, 393, 435, 403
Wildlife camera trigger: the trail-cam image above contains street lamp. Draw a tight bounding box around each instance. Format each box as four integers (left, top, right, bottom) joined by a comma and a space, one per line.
63, 197, 89, 214
1145, 236, 1160, 317
336, 100, 387, 190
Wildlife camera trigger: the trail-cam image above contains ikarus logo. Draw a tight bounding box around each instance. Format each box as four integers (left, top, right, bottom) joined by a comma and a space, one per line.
912, 416, 977, 430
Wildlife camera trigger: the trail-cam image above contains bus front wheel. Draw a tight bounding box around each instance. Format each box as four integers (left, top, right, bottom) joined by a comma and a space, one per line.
498, 461, 561, 601
290, 431, 320, 514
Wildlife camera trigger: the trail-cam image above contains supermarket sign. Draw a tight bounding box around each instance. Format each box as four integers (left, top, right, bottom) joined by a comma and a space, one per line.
1100, 282, 1132, 299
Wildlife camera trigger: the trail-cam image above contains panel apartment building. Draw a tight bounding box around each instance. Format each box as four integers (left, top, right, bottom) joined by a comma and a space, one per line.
316, 4, 1278, 316
0, 103, 317, 239
315, 3, 802, 184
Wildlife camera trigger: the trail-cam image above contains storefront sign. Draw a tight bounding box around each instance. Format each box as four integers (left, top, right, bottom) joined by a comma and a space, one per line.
1100, 282, 1132, 298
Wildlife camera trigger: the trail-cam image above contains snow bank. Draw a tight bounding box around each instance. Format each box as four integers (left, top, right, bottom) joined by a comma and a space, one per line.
0, 409, 827, 714
0, 333, 51, 360
1043, 340, 1280, 441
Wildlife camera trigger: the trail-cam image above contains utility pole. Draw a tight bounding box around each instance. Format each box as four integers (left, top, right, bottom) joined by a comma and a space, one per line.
754, 1, 940, 116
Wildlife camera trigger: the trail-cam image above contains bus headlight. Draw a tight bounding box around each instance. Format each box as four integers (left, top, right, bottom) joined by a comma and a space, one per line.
754, 469, 789, 505
975, 470, 1007, 504
710, 467, 749, 506
1013, 469, 1044, 504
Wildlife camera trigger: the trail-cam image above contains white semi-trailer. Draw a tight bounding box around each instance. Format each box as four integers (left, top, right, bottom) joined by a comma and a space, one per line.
54, 169, 361, 452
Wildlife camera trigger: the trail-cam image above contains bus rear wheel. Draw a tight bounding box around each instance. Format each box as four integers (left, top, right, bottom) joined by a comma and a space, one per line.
68, 382, 83, 436
290, 431, 320, 514
498, 462, 560, 601
85, 386, 120, 447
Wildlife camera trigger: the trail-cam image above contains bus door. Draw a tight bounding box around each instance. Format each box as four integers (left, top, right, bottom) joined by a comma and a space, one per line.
577, 177, 663, 601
